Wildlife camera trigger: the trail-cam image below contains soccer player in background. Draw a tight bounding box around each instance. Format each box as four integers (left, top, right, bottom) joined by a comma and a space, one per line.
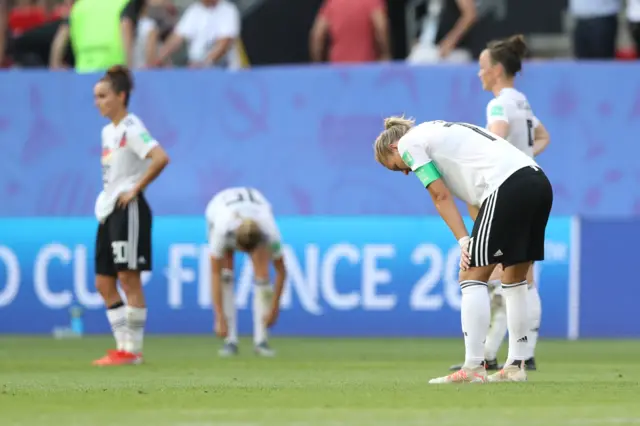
449, 34, 551, 372
374, 117, 553, 383
92, 65, 170, 366
206, 187, 287, 357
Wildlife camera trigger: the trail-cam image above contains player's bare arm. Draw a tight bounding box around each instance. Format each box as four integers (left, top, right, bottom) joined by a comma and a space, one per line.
532, 122, 550, 156
118, 146, 169, 207
210, 255, 228, 337
266, 257, 287, 327
427, 179, 468, 242
487, 120, 509, 139
427, 179, 472, 270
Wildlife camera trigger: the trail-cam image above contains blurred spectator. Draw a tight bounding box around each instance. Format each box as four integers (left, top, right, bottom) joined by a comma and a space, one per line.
570, 0, 621, 59
12, 11, 72, 67
309, 0, 391, 63
8, 0, 47, 36
407, 0, 478, 64
67, 0, 142, 72
51, 0, 73, 19
433, 0, 477, 60
132, 0, 175, 68
155, 0, 240, 69
0, 0, 8, 67
132, 4, 160, 68
628, 0, 640, 54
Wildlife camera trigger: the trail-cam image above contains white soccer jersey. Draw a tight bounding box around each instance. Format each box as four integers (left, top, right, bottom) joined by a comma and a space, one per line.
398, 120, 537, 206
95, 114, 159, 222
486, 88, 540, 158
205, 187, 283, 259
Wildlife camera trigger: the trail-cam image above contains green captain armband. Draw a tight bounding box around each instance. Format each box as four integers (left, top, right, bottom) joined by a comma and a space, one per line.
414, 162, 441, 187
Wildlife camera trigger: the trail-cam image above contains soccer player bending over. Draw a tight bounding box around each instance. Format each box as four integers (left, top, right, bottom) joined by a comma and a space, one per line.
92, 66, 170, 366
206, 187, 287, 357
374, 117, 552, 383
449, 34, 550, 372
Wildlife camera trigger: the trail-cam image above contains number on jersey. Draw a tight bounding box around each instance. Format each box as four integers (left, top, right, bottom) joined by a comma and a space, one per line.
111, 241, 128, 264
225, 188, 261, 206
526, 119, 534, 146
444, 122, 496, 141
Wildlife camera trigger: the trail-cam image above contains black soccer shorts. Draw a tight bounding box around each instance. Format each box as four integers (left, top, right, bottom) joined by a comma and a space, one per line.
469, 165, 553, 268
95, 193, 152, 277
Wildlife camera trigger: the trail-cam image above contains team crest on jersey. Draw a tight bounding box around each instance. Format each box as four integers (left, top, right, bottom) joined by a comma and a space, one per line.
140, 132, 153, 143
119, 134, 127, 147
101, 148, 112, 165
490, 105, 504, 116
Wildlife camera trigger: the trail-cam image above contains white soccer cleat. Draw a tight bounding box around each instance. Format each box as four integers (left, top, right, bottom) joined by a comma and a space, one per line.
429, 366, 487, 384
487, 361, 528, 382
254, 342, 276, 357
218, 342, 239, 357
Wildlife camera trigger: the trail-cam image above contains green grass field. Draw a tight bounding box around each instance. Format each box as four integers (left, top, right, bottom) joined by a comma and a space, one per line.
1, 337, 639, 426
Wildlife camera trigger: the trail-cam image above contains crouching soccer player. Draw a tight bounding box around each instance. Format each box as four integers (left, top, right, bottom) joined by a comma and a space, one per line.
205, 187, 287, 357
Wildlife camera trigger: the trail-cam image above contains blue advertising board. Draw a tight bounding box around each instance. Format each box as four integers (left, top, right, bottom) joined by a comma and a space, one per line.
0, 216, 574, 337
1, 63, 640, 217
578, 219, 640, 338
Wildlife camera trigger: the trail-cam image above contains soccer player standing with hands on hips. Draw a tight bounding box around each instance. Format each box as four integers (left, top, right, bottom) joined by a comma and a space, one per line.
206, 187, 287, 357
92, 65, 170, 366
374, 117, 553, 383
449, 34, 551, 372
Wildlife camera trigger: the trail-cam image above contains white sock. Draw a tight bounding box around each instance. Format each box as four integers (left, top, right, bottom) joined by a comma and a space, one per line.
125, 306, 147, 354
106, 304, 127, 351
484, 280, 507, 360
485, 310, 507, 361
253, 279, 271, 345
222, 269, 238, 344
460, 280, 491, 368
502, 281, 529, 364
527, 283, 542, 359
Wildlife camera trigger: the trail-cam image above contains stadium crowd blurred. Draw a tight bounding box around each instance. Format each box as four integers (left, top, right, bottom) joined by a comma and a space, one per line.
0, 0, 638, 71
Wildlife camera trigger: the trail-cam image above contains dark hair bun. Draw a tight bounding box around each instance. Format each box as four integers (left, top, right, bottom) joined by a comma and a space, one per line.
506, 34, 528, 60
106, 65, 134, 91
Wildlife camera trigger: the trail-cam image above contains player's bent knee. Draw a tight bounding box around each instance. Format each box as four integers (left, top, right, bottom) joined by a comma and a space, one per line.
96, 274, 118, 296
117, 270, 142, 293
501, 261, 531, 284
526, 264, 535, 284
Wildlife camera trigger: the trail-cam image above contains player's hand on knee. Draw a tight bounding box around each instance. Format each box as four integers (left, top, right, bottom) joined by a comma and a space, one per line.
458, 236, 471, 271
264, 305, 280, 328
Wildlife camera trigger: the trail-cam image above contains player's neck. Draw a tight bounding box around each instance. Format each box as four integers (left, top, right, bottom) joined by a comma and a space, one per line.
491, 80, 515, 97
110, 110, 129, 126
